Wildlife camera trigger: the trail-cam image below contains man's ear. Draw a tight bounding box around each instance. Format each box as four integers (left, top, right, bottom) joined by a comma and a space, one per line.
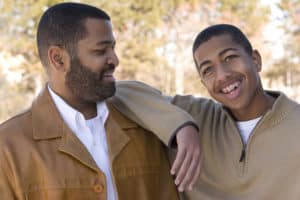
47, 46, 70, 72
252, 49, 262, 72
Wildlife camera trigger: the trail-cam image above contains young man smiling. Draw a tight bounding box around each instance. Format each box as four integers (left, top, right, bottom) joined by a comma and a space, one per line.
116, 24, 300, 200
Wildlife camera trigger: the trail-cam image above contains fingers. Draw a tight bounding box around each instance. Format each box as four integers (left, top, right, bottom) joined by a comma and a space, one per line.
188, 152, 202, 190
176, 151, 192, 191
171, 124, 202, 192
176, 147, 202, 192
171, 147, 186, 176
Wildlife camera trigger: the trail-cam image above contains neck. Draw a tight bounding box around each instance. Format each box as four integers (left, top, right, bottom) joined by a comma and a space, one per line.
231, 92, 276, 121
71, 101, 97, 119
49, 82, 98, 119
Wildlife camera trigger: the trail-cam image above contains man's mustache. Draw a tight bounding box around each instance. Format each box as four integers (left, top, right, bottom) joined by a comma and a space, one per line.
99, 64, 116, 79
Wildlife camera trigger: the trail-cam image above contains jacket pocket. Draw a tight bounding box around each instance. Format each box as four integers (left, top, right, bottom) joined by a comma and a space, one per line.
24, 178, 103, 200
25, 188, 94, 200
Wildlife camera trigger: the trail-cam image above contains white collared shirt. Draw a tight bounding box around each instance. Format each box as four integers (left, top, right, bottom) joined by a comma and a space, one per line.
48, 86, 117, 200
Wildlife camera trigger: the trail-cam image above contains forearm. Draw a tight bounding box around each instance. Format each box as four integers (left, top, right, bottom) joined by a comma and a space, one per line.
115, 80, 197, 146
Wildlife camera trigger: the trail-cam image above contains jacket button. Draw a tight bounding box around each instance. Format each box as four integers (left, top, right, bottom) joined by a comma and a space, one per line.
94, 184, 104, 193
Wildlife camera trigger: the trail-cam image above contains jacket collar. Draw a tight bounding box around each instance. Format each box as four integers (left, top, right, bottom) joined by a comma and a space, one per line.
31, 86, 136, 170
105, 98, 137, 162
31, 87, 99, 171
32, 86, 65, 140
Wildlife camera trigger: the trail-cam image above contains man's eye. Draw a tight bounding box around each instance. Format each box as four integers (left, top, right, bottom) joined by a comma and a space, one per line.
224, 55, 237, 62
94, 49, 106, 55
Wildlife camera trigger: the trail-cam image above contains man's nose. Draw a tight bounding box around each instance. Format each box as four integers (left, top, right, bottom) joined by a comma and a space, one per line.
107, 50, 119, 67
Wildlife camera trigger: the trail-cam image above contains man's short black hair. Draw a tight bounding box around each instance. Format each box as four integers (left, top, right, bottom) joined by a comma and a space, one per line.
37, 2, 110, 67
192, 24, 253, 56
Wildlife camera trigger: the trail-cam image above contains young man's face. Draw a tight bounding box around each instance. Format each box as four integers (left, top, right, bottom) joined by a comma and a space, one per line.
194, 34, 263, 115
65, 18, 119, 103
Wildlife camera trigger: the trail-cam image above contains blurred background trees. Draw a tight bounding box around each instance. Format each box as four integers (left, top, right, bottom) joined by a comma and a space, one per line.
264, 0, 300, 99
0, 0, 298, 122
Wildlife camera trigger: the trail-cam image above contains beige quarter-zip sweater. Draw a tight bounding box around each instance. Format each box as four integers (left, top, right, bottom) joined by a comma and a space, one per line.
115, 81, 300, 200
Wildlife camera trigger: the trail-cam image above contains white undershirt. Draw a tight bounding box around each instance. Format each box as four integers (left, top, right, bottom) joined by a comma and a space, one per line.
48, 86, 117, 200
236, 117, 262, 145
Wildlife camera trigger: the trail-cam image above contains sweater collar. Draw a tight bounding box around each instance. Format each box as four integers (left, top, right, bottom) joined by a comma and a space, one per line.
221, 90, 298, 130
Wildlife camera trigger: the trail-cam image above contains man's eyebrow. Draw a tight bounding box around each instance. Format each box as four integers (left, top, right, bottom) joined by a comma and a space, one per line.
219, 47, 238, 56
95, 40, 116, 46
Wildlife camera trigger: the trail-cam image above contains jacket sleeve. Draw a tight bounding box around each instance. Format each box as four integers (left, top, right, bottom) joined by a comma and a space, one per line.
115, 80, 197, 146
0, 148, 20, 200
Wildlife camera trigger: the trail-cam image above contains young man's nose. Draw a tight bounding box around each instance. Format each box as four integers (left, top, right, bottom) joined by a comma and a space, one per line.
216, 64, 231, 82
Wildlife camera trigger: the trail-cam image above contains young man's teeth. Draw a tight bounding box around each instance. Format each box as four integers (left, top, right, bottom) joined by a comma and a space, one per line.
222, 82, 240, 93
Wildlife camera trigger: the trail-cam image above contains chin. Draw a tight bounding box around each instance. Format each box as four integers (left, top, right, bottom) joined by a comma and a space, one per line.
96, 88, 116, 101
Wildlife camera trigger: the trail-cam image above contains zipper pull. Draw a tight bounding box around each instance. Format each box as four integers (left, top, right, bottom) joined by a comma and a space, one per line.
239, 148, 246, 162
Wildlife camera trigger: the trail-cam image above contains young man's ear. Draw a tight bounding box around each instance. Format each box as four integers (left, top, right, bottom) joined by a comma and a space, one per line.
48, 46, 70, 72
252, 49, 262, 72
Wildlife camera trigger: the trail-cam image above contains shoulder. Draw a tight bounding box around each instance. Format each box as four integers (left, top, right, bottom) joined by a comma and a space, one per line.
171, 94, 221, 115
0, 108, 32, 144
116, 80, 161, 94
269, 90, 300, 112
267, 91, 300, 125
106, 98, 139, 127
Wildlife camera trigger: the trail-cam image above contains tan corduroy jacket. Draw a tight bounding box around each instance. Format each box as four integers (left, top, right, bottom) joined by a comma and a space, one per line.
0, 87, 180, 200
116, 81, 300, 200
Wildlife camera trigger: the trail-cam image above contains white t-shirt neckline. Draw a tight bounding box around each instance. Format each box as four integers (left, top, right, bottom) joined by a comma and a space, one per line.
236, 117, 262, 145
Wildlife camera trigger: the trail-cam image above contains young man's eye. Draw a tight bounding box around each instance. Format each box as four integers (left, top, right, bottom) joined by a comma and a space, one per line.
224, 55, 237, 62
201, 66, 214, 77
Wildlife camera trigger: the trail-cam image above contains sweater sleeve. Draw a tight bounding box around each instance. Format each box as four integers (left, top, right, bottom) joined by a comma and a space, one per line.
114, 80, 197, 146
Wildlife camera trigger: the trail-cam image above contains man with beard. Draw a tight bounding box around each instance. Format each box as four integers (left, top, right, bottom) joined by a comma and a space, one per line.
0, 3, 201, 200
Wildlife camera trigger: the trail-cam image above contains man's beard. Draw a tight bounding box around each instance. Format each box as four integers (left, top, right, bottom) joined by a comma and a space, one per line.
65, 56, 116, 103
